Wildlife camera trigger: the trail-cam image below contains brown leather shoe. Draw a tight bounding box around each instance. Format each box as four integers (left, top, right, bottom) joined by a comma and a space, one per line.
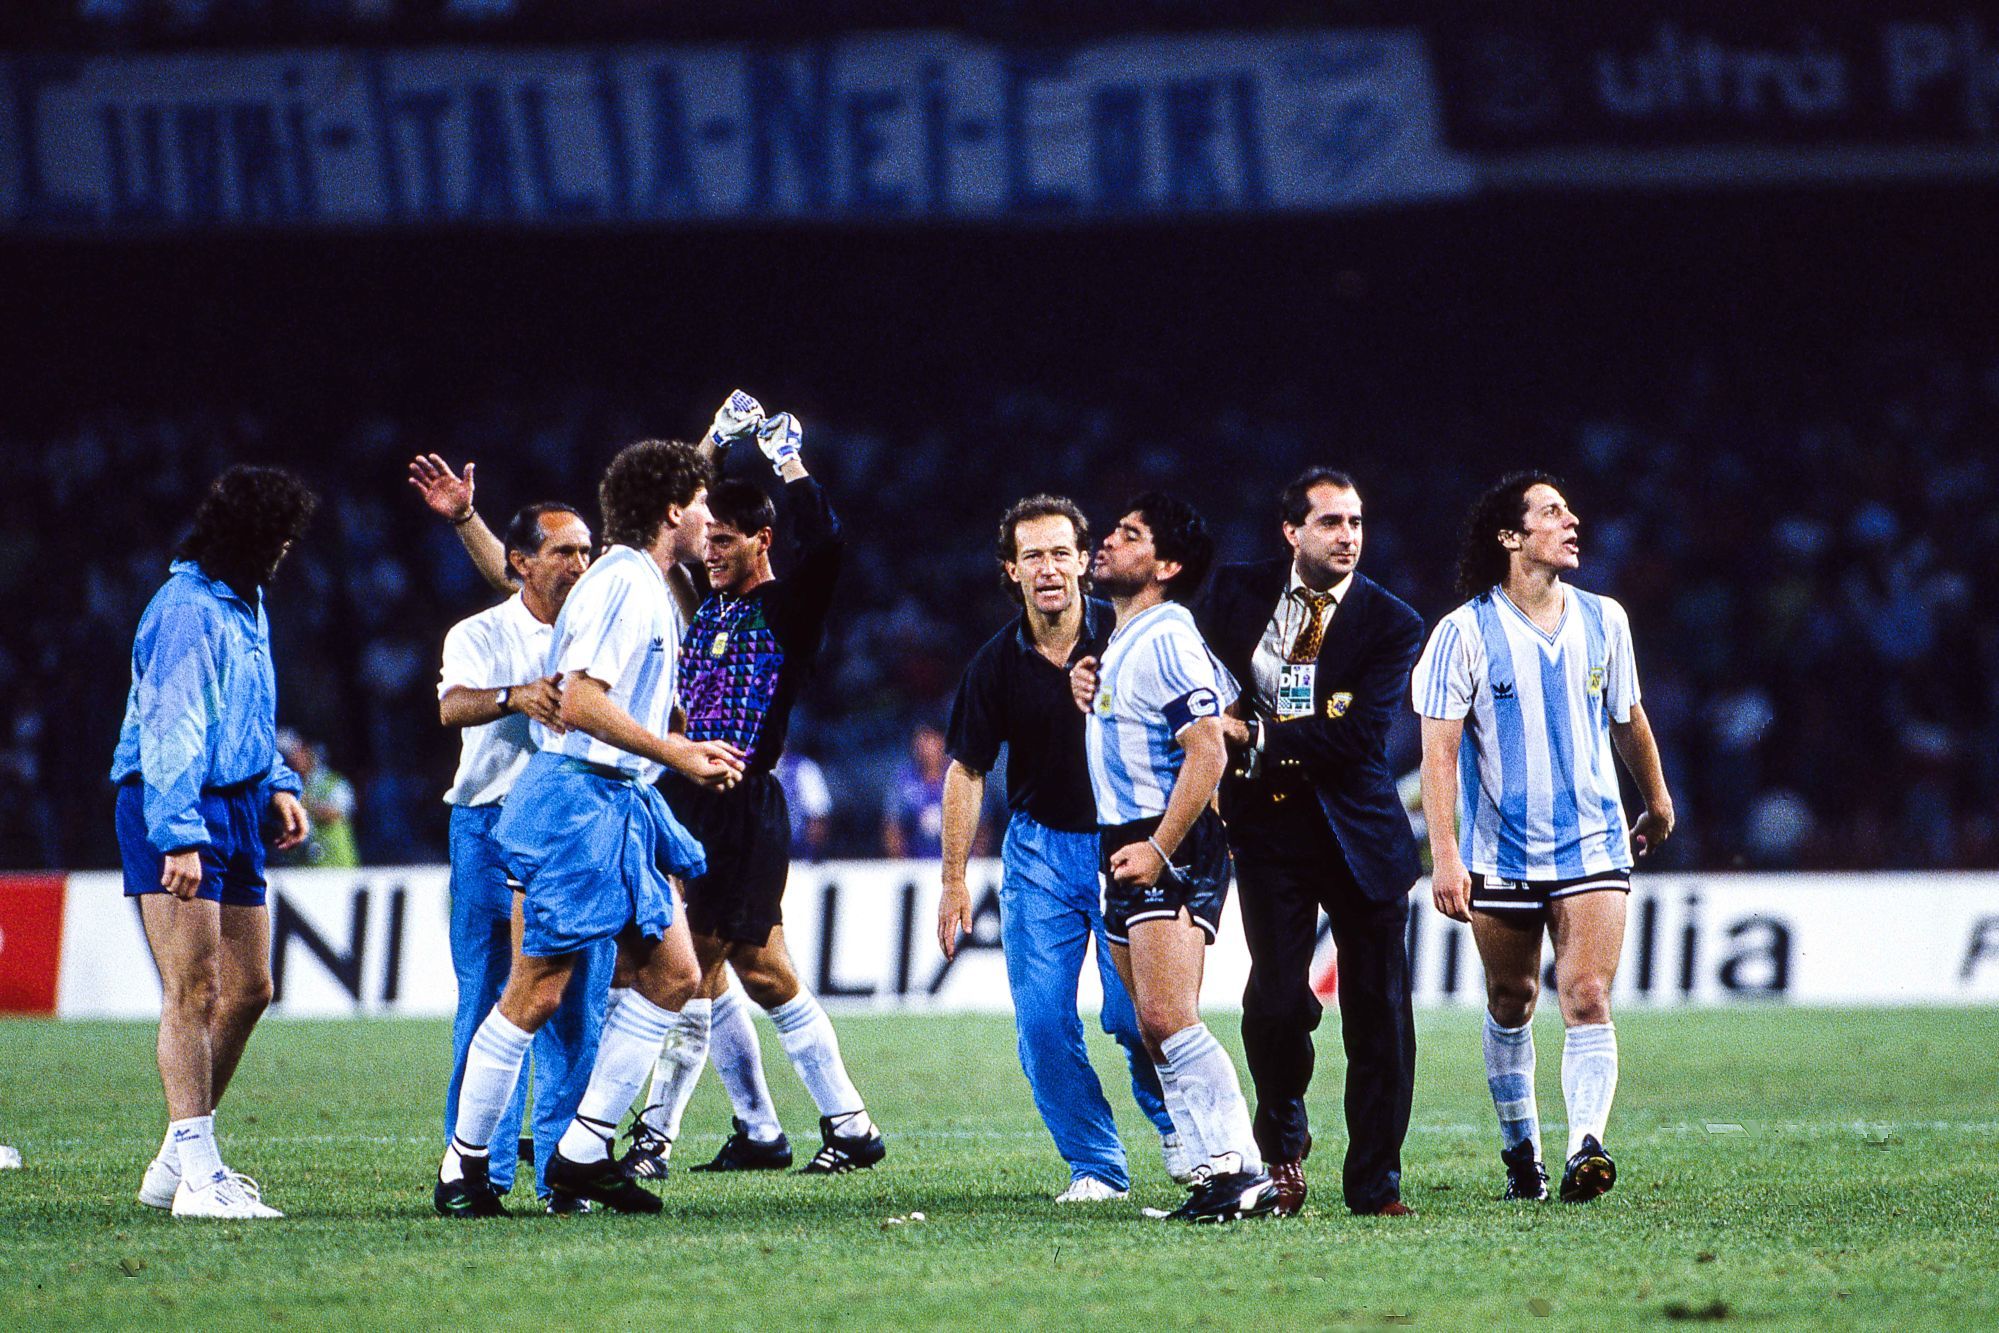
1369, 1200, 1414, 1217
1269, 1160, 1307, 1216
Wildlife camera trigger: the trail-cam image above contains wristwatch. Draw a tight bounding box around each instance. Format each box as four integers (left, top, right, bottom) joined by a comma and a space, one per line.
496, 686, 512, 715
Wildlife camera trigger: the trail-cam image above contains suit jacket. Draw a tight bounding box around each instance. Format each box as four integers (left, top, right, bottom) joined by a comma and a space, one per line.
1195, 560, 1424, 902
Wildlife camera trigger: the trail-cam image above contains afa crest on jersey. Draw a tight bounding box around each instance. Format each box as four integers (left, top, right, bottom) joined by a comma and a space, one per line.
1326, 692, 1353, 719
1093, 690, 1113, 717
1587, 666, 1605, 696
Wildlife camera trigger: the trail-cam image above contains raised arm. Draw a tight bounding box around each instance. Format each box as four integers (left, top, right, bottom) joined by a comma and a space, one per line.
409, 454, 513, 594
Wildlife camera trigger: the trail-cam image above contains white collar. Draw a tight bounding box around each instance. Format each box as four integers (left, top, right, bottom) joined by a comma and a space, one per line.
1290, 566, 1355, 603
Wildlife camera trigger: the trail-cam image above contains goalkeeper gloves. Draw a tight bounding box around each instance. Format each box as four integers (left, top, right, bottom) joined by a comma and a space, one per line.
756, 411, 802, 475
707, 389, 765, 448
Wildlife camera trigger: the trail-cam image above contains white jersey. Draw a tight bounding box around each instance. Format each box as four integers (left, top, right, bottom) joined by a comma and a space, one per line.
438, 592, 553, 807
1413, 583, 1641, 880
534, 545, 684, 785
1085, 601, 1238, 826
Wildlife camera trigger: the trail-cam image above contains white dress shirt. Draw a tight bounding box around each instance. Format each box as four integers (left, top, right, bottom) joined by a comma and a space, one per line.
1248, 566, 1355, 720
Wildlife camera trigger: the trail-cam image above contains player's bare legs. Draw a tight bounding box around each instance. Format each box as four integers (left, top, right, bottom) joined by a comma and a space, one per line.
1548, 891, 1625, 1028
624, 913, 703, 1012
1111, 915, 1206, 1061
209, 903, 274, 1109
138, 895, 280, 1216
1110, 908, 1267, 1220
140, 896, 221, 1122
495, 952, 582, 1032
717, 928, 802, 1007
1471, 912, 1545, 1029
1547, 891, 1625, 1199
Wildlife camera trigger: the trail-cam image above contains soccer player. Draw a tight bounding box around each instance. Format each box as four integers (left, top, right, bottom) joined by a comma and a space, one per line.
116, 465, 316, 1220
938, 494, 1180, 1202
434, 438, 746, 1216
625, 404, 887, 1177
1075, 493, 1278, 1223
1196, 467, 1424, 1217
431, 498, 613, 1213
1413, 473, 1675, 1203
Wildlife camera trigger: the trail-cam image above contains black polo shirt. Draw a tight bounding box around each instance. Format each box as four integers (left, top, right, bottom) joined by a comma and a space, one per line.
945, 596, 1111, 835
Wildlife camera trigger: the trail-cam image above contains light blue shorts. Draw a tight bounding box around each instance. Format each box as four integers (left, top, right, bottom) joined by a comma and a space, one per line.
495, 752, 708, 958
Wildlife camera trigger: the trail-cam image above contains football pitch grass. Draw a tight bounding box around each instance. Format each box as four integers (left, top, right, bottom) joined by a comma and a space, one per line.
3, 1008, 1996, 1330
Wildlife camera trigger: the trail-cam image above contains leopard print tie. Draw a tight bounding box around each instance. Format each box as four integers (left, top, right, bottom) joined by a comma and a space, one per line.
1288, 590, 1338, 664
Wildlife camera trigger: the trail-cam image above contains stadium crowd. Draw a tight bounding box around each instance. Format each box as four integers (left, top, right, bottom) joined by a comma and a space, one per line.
5, 330, 1994, 875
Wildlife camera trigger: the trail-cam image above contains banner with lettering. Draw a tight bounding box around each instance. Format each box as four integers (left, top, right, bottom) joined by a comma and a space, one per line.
0, 30, 1471, 233
1433, 10, 1999, 151
40, 866, 1999, 1018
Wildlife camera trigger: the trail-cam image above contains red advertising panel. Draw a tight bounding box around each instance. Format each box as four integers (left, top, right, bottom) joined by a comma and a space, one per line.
0, 874, 67, 1015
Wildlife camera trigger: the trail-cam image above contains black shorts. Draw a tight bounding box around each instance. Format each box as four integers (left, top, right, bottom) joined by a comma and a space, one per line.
664, 769, 791, 947
1099, 808, 1233, 947
1470, 869, 1631, 920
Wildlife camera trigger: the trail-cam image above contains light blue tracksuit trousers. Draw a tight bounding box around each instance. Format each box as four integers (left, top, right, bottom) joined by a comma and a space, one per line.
1000, 811, 1173, 1191
443, 802, 612, 1197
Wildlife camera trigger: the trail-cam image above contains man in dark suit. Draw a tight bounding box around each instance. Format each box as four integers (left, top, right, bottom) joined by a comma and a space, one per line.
1195, 466, 1424, 1217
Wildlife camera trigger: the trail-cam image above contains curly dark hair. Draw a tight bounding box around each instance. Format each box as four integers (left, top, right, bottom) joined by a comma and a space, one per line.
1455, 470, 1565, 601
175, 465, 317, 596
995, 494, 1090, 601
1123, 491, 1214, 603
599, 439, 713, 549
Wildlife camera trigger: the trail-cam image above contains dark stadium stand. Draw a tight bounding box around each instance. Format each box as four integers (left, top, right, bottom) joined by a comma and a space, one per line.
3, 188, 1994, 872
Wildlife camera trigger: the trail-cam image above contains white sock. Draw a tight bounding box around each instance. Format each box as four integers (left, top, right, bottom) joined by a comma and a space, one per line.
1483, 1014, 1542, 1160
1154, 1061, 1208, 1161
156, 1123, 181, 1170
169, 1115, 225, 1189
1158, 1024, 1261, 1175
639, 998, 712, 1145
1562, 1023, 1619, 1157
558, 992, 677, 1164
710, 982, 783, 1141
606, 985, 632, 1018
443, 1011, 534, 1180
768, 991, 870, 1134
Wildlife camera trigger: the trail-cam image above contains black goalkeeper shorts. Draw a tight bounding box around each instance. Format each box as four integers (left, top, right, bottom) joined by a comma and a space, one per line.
665, 769, 792, 947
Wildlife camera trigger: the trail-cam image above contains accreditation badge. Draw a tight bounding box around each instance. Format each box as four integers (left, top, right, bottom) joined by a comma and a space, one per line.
1277, 663, 1316, 719
710, 632, 730, 658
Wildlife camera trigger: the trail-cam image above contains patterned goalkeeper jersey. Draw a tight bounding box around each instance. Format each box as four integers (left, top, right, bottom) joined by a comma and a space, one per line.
676, 472, 841, 774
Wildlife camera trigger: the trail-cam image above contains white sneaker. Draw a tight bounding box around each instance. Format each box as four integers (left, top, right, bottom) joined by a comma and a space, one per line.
224, 1171, 285, 1219
171, 1171, 285, 1220
1160, 1133, 1198, 1185
139, 1154, 181, 1209
1055, 1176, 1130, 1203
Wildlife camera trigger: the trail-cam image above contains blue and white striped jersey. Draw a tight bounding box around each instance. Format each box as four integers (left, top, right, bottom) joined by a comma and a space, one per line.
1412, 584, 1641, 880
533, 545, 684, 784
1085, 602, 1238, 826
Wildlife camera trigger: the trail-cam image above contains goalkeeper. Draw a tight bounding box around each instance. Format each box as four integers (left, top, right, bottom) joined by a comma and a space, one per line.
622, 395, 887, 1176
